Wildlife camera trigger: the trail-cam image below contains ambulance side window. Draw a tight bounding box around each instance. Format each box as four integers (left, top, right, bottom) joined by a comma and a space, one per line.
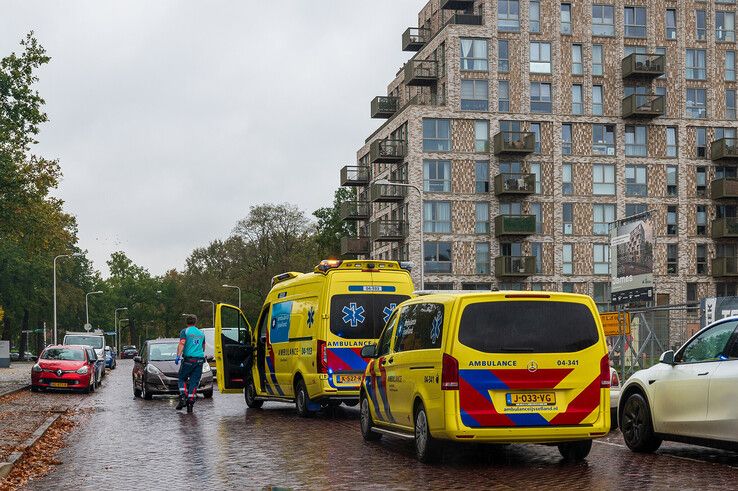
395, 303, 444, 352
377, 313, 398, 357
257, 305, 270, 343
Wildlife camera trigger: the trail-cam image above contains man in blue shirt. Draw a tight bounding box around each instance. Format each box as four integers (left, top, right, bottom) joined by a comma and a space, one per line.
175, 315, 206, 413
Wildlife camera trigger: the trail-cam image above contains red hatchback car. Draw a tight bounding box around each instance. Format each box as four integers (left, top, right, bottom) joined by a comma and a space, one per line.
31, 345, 99, 393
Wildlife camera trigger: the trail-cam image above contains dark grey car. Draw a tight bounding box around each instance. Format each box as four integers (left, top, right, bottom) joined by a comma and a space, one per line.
132, 338, 214, 400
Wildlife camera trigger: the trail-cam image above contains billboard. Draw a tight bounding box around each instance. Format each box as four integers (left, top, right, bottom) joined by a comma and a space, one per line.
701, 296, 738, 327
610, 213, 654, 305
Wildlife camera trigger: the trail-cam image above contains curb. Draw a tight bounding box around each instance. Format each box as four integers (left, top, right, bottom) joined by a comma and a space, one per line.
0, 413, 61, 479
0, 385, 30, 399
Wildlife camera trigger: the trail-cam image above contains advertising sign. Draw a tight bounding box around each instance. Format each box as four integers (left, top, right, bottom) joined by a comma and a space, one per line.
600, 312, 631, 336
610, 213, 654, 305
701, 296, 738, 327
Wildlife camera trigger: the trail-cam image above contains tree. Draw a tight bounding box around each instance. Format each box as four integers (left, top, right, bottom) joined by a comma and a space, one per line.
313, 187, 355, 258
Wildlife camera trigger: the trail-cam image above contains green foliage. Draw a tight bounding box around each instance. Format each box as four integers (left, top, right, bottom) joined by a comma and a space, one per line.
313, 187, 355, 258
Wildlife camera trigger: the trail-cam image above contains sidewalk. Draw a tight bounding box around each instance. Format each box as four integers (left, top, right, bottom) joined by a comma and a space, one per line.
0, 363, 32, 396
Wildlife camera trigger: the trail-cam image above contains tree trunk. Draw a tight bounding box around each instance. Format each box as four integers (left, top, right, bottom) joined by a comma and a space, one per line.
1, 315, 11, 341
19, 309, 29, 360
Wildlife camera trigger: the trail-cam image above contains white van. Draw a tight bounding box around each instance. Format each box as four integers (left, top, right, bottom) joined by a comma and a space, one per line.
64, 331, 106, 379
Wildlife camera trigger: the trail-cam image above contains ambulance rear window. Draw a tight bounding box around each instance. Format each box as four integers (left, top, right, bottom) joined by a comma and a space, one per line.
330, 294, 410, 339
458, 301, 599, 353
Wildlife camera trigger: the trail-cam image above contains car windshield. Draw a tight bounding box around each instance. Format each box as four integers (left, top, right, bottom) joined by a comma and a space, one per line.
65, 335, 104, 349
42, 348, 85, 361
148, 343, 179, 361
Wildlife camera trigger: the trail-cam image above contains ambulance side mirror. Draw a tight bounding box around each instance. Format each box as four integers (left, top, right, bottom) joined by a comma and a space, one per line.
361, 344, 377, 359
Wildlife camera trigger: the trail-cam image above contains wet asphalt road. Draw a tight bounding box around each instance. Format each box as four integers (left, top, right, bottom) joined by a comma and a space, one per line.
26, 359, 738, 490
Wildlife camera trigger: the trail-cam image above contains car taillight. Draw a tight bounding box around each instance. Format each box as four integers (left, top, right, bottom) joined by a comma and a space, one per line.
317, 340, 328, 374
610, 368, 620, 388
600, 354, 611, 388
441, 353, 459, 390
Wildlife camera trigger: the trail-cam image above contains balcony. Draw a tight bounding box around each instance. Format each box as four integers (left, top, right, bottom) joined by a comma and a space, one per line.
495, 256, 536, 277
440, 0, 475, 9
493, 131, 536, 155
371, 96, 399, 119
371, 220, 407, 242
404, 59, 438, 86
494, 215, 536, 237
712, 217, 738, 239
340, 165, 370, 186
711, 138, 738, 162
369, 182, 407, 202
494, 173, 536, 196
621, 53, 666, 79
402, 27, 429, 52
711, 178, 738, 200
621, 94, 665, 118
713, 257, 738, 277
445, 13, 483, 25
339, 201, 370, 221
369, 138, 407, 163
340, 237, 370, 257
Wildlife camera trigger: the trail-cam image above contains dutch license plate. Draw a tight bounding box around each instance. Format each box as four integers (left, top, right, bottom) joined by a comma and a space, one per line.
337, 375, 362, 384
50, 382, 68, 388
506, 392, 556, 406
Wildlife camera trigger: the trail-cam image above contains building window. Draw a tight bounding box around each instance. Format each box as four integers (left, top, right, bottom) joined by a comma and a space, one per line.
716, 11, 736, 42
593, 244, 610, 275
666, 127, 678, 157
462, 283, 492, 291
498, 80, 510, 112
625, 165, 647, 196
592, 4, 615, 36
687, 282, 698, 312
529, 0, 540, 33
572, 44, 583, 75
696, 127, 707, 158
624, 6, 647, 38
423, 119, 451, 152
667, 244, 678, 275
592, 85, 604, 115
497, 0, 520, 32
571, 85, 583, 114
562, 124, 572, 155
562, 163, 573, 195
475, 161, 489, 193
529, 42, 552, 73
561, 4, 572, 34
475, 243, 490, 274
475, 202, 490, 234
461, 80, 488, 111
593, 164, 615, 195
498, 40, 509, 72
474, 121, 489, 152
727, 90, 737, 119
424, 201, 452, 233
696, 166, 707, 196
460, 39, 488, 71
563, 203, 573, 235
530, 162, 542, 194
625, 125, 647, 157
592, 124, 615, 155
531, 242, 543, 273
423, 159, 451, 192
593, 283, 611, 311
696, 205, 707, 235
696, 244, 708, 275
562, 282, 575, 293
696, 10, 707, 40
530, 202, 542, 233
686, 49, 707, 80
686, 89, 707, 119
726, 51, 736, 81
665, 9, 677, 39
592, 44, 604, 76
529, 123, 541, 154
593, 204, 615, 235
667, 166, 678, 196
562, 244, 574, 274
626, 203, 647, 217
655, 46, 667, 79
530, 83, 552, 113
667, 206, 678, 235
424, 241, 452, 273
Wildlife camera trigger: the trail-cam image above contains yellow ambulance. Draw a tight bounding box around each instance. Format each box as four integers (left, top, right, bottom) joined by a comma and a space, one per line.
358, 291, 611, 462
213, 260, 414, 416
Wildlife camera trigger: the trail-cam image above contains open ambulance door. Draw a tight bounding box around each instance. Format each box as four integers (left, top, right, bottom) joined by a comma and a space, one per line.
214, 303, 253, 394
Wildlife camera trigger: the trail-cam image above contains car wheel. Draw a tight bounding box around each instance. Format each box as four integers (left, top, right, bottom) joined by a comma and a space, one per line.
295, 379, 313, 418
244, 379, 263, 409
360, 393, 381, 442
621, 392, 662, 453
31, 385, 39, 393
90, 376, 96, 393
558, 440, 593, 461
203, 389, 213, 399
414, 403, 441, 463
142, 382, 153, 400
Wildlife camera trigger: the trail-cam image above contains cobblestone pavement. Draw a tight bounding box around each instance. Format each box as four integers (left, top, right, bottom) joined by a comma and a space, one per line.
0, 363, 33, 395
22, 360, 738, 490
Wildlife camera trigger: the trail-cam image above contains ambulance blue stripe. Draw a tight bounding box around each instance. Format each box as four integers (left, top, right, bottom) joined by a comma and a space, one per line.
370, 376, 384, 420
365, 377, 382, 418
331, 348, 367, 371
376, 371, 395, 423
265, 357, 285, 396
459, 369, 508, 395
460, 408, 480, 428
506, 413, 550, 427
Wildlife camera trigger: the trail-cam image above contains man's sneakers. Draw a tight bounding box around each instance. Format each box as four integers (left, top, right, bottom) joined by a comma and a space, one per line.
176, 394, 186, 411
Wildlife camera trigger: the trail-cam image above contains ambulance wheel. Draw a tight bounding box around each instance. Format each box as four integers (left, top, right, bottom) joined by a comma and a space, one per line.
295, 379, 313, 417
557, 440, 592, 462
414, 403, 441, 464
244, 380, 263, 409
360, 393, 381, 442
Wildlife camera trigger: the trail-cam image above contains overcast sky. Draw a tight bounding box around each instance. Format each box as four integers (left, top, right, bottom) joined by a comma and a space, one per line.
1, 1, 419, 276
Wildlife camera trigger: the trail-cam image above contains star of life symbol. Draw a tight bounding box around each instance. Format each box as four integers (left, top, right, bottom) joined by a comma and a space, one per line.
430, 312, 442, 344
341, 303, 366, 328
307, 307, 315, 328
382, 304, 397, 324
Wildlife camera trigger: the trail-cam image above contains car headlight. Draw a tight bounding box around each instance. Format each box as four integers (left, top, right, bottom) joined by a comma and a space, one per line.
32, 364, 42, 373
202, 362, 211, 374
146, 364, 161, 375
76, 366, 89, 375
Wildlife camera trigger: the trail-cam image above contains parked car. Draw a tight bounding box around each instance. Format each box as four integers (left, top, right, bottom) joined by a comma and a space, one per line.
132, 338, 213, 400
104, 346, 117, 370
63, 332, 106, 378
10, 351, 35, 361
120, 345, 138, 359
619, 316, 738, 453
31, 345, 100, 393
610, 367, 621, 429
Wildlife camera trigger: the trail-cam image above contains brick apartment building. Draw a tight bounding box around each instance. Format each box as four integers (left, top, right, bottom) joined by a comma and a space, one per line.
338, 0, 738, 310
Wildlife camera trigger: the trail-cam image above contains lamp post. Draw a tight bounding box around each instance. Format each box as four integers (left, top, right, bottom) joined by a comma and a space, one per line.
374, 179, 424, 289
53, 253, 83, 344
115, 307, 128, 353
222, 284, 241, 309
119, 319, 129, 348
85, 291, 103, 327
200, 300, 215, 328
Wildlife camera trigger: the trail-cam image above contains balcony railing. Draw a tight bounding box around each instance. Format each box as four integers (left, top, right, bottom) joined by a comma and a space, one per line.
369, 138, 407, 163
712, 217, 738, 239
340, 237, 370, 257
339, 201, 370, 221
440, 0, 475, 9
404, 59, 438, 86
402, 27, 429, 52
713, 257, 738, 277
445, 13, 483, 25
494, 215, 537, 237
711, 178, 738, 200
495, 256, 536, 277
711, 138, 738, 162
340, 165, 370, 186
621, 53, 666, 79
621, 94, 665, 118
371, 96, 399, 119
371, 220, 408, 242
369, 182, 407, 202
494, 173, 536, 196
493, 131, 536, 155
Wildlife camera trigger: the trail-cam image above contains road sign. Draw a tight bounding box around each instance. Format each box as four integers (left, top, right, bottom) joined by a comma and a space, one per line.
600, 312, 631, 337
83, 323, 92, 331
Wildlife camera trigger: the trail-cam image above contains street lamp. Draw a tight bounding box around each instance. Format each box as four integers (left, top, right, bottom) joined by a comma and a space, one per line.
200, 300, 215, 328
115, 307, 128, 352
222, 284, 241, 309
53, 253, 84, 344
375, 179, 424, 289
119, 319, 129, 348
85, 291, 103, 327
